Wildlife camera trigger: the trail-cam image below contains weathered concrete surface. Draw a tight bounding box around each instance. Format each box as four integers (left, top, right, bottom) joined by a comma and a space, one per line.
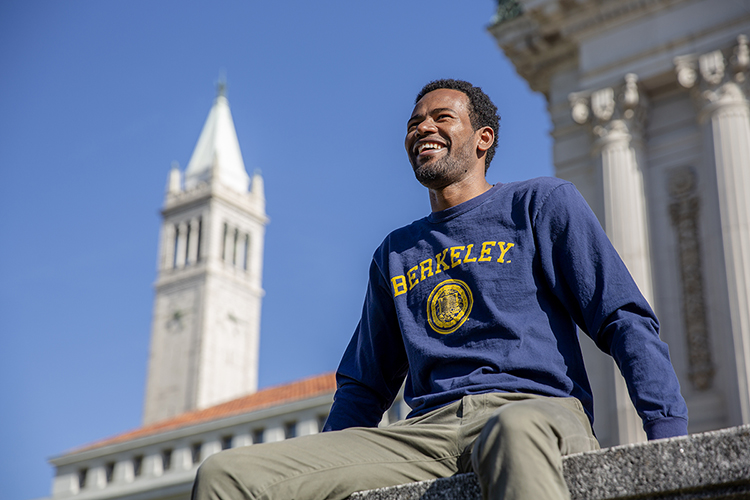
350, 425, 750, 500
349, 474, 481, 500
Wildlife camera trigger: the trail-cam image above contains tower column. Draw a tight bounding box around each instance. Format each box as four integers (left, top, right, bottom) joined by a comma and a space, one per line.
222, 223, 232, 264
161, 223, 176, 270
187, 217, 200, 264
570, 74, 652, 444
232, 228, 240, 267
175, 222, 188, 268
676, 35, 750, 424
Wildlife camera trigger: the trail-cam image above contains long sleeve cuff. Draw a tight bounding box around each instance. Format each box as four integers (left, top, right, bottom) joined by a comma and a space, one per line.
644, 417, 688, 440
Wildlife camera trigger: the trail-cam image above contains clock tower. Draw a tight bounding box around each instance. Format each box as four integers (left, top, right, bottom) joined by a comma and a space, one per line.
142, 84, 268, 425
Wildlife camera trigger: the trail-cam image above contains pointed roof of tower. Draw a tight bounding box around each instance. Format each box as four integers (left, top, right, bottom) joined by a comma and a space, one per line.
184, 82, 250, 192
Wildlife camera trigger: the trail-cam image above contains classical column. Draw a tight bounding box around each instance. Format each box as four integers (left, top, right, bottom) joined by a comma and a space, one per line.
569, 74, 652, 444
676, 35, 750, 424
187, 217, 200, 265
161, 223, 176, 271
232, 228, 240, 267
222, 222, 232, 263
195, 216, 203, 262
237, 232, 249, 271
570, 74, 655, 303
175, 221, 188, 268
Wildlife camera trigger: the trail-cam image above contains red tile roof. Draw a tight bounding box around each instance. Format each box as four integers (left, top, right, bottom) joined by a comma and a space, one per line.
74, 372, 337, 453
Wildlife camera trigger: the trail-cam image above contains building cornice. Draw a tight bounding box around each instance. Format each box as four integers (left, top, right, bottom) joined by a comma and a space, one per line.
162, 181, 268, 226
488, 0, 685, 95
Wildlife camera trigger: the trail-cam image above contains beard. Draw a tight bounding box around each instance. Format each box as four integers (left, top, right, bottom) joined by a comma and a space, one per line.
411, 138, 476, 189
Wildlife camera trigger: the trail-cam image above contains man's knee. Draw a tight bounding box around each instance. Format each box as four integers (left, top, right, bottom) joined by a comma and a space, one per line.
476, 398, 596, 459
471, 400, 581, 500
195, 450, 231, 484
193, 449, 238, 498
486, 400, 557, 442
193, 447, 266, 499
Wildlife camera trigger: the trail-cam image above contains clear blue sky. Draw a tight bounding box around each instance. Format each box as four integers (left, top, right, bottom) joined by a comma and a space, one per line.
0, 2, 553, 498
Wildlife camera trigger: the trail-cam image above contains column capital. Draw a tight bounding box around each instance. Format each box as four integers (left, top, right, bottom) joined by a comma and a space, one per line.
569, 73, 648, 150
674, 35, 749, 121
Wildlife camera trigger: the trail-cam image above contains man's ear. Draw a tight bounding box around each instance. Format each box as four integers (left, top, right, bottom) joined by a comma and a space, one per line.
476, 126, 494, 153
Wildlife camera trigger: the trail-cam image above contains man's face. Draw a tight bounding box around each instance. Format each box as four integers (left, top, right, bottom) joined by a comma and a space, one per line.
405, 89, 479, 189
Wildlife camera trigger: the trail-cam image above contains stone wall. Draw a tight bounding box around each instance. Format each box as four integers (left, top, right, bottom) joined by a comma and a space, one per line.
351, 425, 750, 500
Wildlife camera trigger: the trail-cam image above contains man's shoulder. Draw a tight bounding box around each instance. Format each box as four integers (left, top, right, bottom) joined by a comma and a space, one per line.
498, 176, 579, 215
376, 215, 429, 255
504, 176, 572, 197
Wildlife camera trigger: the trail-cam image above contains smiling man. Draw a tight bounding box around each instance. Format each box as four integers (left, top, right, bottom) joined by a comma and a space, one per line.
192, 80, 688, 500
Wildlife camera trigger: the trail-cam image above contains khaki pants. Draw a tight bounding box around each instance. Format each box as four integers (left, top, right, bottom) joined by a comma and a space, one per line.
192, 393, 599, 500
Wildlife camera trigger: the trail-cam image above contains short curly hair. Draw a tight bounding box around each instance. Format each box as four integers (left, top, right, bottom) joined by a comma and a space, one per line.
415, 79, 500, 171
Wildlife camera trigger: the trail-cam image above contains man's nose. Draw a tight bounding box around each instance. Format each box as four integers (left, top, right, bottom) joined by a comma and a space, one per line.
416, 119, 437, 137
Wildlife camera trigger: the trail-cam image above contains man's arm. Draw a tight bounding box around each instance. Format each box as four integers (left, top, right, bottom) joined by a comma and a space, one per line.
535, 182, 688, 439
324, 257, 409, 431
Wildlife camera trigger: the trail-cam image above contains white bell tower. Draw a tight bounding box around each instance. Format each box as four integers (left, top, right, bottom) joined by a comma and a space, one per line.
143, 83, 268, 425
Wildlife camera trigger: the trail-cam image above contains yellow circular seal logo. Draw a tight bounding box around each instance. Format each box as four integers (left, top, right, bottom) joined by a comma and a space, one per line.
427, 279, 473, 335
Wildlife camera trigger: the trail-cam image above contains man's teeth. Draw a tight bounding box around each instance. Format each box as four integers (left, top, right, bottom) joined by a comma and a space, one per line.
417, 143, 444, 154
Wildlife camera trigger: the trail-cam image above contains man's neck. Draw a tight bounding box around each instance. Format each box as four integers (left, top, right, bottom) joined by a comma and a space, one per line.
428, 173, 492, 212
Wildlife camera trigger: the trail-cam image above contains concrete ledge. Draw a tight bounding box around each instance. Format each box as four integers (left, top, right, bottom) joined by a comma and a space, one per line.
350, 425, 750, 500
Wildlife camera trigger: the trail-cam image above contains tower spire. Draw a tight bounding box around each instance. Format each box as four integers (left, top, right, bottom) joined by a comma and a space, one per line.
216, 70, 227, 98
183, 79, 249, 192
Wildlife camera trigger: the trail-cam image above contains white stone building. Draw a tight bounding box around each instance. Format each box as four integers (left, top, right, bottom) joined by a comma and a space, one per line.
489, 0, 750, 447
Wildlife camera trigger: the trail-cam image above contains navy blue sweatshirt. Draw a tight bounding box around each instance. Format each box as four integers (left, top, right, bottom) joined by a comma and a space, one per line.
325, 178, 688, 440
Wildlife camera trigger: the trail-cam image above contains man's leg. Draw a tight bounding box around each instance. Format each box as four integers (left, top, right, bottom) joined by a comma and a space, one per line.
470, 397, 599, 500
192, 401, 464, 500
